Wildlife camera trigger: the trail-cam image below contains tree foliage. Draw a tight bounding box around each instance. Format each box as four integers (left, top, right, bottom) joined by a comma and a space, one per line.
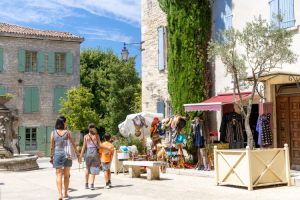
60, 85, 100, 133
80, 47, 141, 135
208, 14, 298, 149
158, 0, 211, 156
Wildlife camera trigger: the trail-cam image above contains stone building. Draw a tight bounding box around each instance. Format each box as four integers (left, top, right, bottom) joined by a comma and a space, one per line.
141, 0, 174, 118
0, 23, 84, 157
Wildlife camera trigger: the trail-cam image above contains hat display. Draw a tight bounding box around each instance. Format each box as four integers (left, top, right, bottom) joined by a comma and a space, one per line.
152, 117, 161, 125
175, 134, 186, 144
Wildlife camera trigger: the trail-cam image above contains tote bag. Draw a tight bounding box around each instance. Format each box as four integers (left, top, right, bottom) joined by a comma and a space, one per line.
64, 132, 77, 160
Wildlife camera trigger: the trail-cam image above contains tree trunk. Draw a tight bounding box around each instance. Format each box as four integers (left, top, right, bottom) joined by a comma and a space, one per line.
245, 112, 254, 149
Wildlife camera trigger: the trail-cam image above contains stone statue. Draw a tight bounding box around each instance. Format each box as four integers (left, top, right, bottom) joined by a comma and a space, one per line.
0, 116, 13, 159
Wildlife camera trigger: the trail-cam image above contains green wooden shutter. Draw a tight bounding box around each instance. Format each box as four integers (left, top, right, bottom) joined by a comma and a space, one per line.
54, 88, 61, 112
66, 53, 73, 74
38, 51, 45, 73
19, 127, 26, 152
46, 126, 54, 157
25, 88, 32, 112
0, 87, 5, 95
38, 126, 45, 150
0, 49, 3, 71
31, 88, 39, 112
18, 50, 25, 72
48, 52, 55, 73
61, 88, 67, 105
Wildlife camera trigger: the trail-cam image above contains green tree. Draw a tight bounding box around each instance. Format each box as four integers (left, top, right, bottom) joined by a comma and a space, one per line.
59, 85, 101, 134
131, 82, 142, 113
158, 0, 211, 158
208, 15, 298, 149
80, 47, 141, 135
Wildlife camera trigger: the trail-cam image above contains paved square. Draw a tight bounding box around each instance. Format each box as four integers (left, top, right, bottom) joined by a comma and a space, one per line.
0, 158, 299, 200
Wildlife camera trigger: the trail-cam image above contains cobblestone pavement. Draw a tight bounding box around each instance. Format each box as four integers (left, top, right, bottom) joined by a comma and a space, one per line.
0, 158, 299, 200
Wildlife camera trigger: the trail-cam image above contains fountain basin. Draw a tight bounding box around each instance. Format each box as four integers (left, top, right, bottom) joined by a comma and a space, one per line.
0, 154, 39, 171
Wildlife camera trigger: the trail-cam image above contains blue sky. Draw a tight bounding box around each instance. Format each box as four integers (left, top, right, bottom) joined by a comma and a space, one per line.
0, 0, 142, 75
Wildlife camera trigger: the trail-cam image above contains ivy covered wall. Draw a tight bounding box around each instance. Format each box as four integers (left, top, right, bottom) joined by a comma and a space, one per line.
158, 0, 212, 156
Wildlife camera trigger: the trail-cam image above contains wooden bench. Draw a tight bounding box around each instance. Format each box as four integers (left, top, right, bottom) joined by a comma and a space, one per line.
123, 161, 167, 180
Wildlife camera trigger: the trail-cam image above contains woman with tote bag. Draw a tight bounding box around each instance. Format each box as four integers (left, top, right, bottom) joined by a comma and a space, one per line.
50, 116, 81, 200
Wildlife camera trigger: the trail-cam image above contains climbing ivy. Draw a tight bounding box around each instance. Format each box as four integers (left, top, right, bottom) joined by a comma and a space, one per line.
158, 0, 212, 158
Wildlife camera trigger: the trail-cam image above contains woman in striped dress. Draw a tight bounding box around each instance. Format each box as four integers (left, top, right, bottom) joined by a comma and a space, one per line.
80, 123, 113, 190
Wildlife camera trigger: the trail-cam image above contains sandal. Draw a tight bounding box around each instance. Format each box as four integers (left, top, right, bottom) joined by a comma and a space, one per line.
63, 195, 68, 199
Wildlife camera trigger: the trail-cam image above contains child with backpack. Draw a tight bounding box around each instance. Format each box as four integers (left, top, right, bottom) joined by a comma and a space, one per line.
99, 132, 114, 189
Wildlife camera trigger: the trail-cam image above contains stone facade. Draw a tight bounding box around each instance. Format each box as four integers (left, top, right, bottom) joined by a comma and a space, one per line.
141, 0, 172, 117
0, 32, 84, 157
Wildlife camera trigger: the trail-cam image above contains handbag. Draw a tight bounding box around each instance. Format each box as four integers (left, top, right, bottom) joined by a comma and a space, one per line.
64, 131, 77, 160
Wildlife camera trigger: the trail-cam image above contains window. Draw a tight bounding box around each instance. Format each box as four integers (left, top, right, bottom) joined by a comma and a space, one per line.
167, 102, 174, 118
231, 75, 245, 89
158, 27, 165, 70
25, 127, 37, 150
54, 88, 67, 112
25, 87, 39, 112
270, 0, 295, 28
25, 51, 37, 72
157, 101, 165, 117
214, 0, 232, 42
55, 53, 66, 73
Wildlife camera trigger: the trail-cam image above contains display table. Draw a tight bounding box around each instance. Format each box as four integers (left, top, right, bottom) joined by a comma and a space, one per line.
123, 161, 167, 180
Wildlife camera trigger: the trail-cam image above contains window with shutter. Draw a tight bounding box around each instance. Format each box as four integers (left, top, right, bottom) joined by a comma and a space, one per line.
0, 87, 5, 95
157, 101, 165, 117
48, 52, 55, 73
158, 27, 165, 71
0, 49, 3, 71
279, 0, 295, 28
67, 53, 73, 74
18, 127, 26, 152
46, 126, 54, 156
38, 51, 45, 73
38, 126, 45, 151
25, 87, 39, 112
25, 51, 37, 72
54, 88, 67, 112
270, 0, 294, 28
18, 50, 26, 72
214, 0, 232, 42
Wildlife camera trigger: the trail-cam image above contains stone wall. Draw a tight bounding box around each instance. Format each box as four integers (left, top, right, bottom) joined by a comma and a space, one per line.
0, 34, 82, 157
141, 0, 171, 116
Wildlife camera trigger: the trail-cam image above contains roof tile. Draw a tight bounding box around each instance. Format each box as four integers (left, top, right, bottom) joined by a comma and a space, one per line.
0, 22, 83, 39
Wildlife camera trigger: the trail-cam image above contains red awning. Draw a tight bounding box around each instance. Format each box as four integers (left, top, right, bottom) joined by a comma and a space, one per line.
184, 92, 252, 112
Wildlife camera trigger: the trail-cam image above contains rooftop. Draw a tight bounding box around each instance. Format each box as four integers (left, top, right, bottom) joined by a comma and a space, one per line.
0, 22, 83, 40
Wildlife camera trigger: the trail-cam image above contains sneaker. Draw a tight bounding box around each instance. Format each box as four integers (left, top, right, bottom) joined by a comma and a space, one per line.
85, 183, 89, 189
104, 185, 110, 189
109, 182, 111, 187
91, 184, 94, 190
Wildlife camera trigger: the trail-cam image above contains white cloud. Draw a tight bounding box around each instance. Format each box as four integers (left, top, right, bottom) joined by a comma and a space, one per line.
0, 0, 141, 27
78, 27, 133, 42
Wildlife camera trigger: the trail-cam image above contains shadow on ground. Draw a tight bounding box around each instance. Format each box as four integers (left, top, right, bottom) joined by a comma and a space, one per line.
95, 184, 133, 190
221, 183, 288, 191
69, 193, 101, 199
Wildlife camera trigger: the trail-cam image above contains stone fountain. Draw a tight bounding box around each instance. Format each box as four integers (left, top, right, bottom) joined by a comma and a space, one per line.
0, 96, 39, 171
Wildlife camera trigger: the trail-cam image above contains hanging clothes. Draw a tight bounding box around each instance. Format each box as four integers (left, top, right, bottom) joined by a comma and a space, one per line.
188, 120, 196, 139
256, 115, 267, 146
225, 120, 243, 143
193, 121, 205, 146
260, 114, 273, 146
219, 113, 229, 142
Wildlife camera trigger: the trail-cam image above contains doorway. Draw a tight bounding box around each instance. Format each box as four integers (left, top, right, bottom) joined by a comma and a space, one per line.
277, 96, 300, 166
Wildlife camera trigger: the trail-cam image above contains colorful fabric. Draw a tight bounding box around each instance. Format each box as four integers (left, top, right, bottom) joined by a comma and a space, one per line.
256, 116, 267, 145
193, 123, 205, 146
